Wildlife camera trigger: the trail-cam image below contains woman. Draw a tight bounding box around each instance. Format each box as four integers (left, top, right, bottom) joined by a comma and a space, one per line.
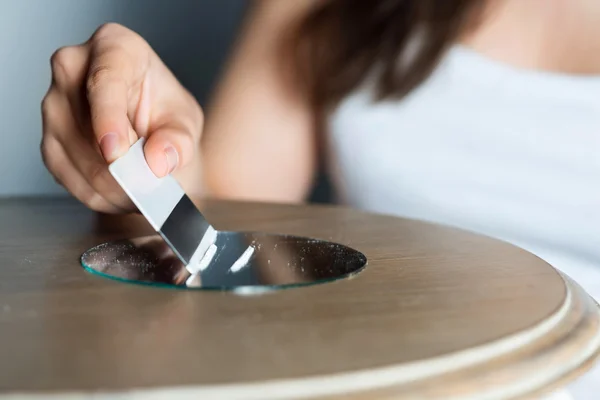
41, 1, 600, 397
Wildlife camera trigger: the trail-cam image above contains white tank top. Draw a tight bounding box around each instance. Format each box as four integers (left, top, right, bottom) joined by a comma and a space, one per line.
327, 46, 600, 397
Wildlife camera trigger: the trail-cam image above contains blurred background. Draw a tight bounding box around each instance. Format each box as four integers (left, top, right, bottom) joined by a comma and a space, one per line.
0, 0, 247, 197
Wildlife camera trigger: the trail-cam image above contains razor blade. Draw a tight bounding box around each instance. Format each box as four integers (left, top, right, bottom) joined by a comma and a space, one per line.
108, 138, 217, 276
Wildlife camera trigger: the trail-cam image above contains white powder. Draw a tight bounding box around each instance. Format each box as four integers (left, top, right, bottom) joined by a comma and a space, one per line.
229, 245, 255, 273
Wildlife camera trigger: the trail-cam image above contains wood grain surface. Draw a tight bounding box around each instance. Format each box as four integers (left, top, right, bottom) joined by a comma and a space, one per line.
0, 198, 598, 399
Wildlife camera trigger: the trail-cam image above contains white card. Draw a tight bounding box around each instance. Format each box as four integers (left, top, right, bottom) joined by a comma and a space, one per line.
108, 138, 184, 231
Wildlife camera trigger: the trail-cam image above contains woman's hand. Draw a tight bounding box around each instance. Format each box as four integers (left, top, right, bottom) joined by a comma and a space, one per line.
41, 23, 203, 213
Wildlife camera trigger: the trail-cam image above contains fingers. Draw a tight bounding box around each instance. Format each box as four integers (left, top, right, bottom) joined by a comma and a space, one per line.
43, 23, 158, 215
41, 135, 123, 214
51, 45, 96, 137
44, 22, 205, 212
42, 90, 134, 212
62, 122, 136, 211
49, 92, 135, 210
85, 23, 203, 178
50, 45, 88, 92
144, 126, 198, 178
86, 46, 135, 162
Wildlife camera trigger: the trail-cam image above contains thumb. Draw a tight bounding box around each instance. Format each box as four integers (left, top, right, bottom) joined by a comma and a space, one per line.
144, 127, 197, 178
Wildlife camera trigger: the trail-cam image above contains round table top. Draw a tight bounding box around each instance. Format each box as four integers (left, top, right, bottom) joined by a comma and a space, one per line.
0, 198, 598, 399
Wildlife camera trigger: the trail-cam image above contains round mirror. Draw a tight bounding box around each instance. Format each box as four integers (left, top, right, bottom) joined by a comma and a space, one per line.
81, 231, 367, 292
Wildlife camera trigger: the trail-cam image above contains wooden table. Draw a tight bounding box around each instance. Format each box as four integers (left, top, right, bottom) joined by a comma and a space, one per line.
0, 198, 599, 399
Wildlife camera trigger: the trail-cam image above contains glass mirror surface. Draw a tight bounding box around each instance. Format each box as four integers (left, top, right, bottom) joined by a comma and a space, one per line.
81, 231, 367, 292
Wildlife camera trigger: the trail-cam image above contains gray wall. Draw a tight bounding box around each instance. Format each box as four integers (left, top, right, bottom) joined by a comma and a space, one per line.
0, 0, 246, 197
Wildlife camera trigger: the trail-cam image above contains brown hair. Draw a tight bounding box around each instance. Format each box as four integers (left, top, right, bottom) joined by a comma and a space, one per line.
286, 0, 484, 111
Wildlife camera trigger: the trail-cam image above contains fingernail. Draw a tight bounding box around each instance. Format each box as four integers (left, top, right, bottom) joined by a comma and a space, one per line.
164, 145, 179, 175
99, 133, 120, 160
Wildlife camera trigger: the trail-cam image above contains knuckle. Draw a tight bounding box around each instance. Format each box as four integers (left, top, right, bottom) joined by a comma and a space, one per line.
50, 46, 78, 86
86, 64, 114, 94
92, 22, 127, 41
40, 136, 61, 172
87, 161, 109, 189
90, 23, 148, 64
51, 174, 63, 187
40, 94, 51, 117
40, 91, 59, 117
82, 190, 107, 212
91, 23, 145, 52
39, 138, 51, 168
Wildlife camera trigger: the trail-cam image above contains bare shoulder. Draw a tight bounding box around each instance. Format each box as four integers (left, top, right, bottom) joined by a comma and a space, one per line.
199, 0, 321, 203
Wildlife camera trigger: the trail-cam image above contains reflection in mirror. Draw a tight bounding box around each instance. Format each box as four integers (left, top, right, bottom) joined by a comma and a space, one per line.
81, 232, 367, 292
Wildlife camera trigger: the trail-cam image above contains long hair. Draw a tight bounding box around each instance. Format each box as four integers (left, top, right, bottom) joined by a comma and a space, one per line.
285, 0, 484, 111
